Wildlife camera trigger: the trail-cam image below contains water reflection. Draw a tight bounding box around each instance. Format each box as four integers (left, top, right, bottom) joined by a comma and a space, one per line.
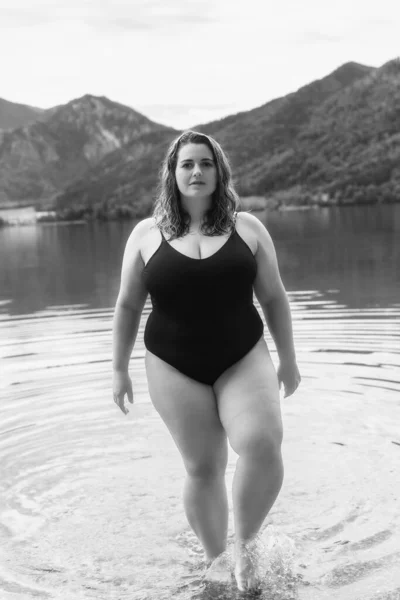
1, 205, 399, 315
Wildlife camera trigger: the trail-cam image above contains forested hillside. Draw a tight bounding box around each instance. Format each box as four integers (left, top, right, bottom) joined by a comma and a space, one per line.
0, 95, 174, 208
57, 59, 400, 218
2, 58, 400, 221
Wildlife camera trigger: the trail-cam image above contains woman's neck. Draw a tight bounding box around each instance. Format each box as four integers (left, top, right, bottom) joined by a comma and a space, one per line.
180, 197, 212, 224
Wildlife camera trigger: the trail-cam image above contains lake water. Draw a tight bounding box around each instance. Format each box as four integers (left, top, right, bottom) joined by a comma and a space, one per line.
0, 205, 399, 600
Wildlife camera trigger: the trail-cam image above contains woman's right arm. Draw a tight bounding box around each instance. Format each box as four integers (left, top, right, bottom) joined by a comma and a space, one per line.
112, 218, 150, 413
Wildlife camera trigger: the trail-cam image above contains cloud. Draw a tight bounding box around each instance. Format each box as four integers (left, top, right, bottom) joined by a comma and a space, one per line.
294, 31, 347, 44
91, 14, 215, 33
0, 0, 219, 32
1, 0, 400, 129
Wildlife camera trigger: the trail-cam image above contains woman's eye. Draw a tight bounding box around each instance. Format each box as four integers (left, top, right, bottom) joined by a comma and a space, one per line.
182, 162, 212, 168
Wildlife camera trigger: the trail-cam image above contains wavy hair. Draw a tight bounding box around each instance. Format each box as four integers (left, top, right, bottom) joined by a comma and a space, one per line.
152, 130, 240, 239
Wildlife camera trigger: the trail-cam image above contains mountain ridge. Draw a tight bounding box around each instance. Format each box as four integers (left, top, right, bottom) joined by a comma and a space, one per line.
57, 59, 397, 215
0, 94, 174, 205
1, 58, 399, 215
0, 97, 47, 130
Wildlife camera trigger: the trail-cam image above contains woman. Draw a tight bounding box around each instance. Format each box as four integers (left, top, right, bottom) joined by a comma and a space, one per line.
112, 130, 301, 592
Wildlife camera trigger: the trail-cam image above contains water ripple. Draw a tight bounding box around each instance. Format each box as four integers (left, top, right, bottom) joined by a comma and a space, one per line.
1, 292, 399, 599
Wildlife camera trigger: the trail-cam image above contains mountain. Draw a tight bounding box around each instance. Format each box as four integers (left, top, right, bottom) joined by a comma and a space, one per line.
2, 58, 400, 214
194, 62, 376, 168
195, 59, 400, 204
0, 95, 174, 206
235, 58, 400, 204
55, 126, 178, 217
57, 60, 394, 213
0, 97, 46, 130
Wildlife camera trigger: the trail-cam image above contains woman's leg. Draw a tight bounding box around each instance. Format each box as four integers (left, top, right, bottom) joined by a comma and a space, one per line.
145, 350, 229, 560
213, 336, 284, 589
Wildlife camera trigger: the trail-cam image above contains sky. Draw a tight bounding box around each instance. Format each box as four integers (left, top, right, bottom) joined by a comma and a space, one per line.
1, 0, 399, 130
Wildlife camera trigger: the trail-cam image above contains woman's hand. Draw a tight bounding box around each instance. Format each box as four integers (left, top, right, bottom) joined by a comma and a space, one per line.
113, 370, 134, 414
277, 360, 301, 398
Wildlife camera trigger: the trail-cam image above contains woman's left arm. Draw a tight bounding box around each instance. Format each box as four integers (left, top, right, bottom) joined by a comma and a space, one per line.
247, 213, 301, 397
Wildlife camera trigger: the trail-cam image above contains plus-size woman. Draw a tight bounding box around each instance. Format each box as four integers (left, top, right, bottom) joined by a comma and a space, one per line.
112, 130, 301, 592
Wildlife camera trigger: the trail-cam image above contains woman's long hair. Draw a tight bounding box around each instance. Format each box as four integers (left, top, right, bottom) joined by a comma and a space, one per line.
152, 130, 240, 239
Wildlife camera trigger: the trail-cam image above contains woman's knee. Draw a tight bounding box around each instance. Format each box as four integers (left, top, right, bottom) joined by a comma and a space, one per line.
183, 448, 228, 479
231, 422, 283, 461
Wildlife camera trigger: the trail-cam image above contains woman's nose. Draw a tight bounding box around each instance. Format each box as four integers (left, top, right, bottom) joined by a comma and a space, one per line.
193, 165, 202, 176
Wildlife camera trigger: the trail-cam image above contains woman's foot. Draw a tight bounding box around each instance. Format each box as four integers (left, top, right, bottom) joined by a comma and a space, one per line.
234, 539, 261, 592
204, 550, 232, 583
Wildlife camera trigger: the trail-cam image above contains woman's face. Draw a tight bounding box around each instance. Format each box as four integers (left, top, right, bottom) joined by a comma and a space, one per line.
174, 143, 218, 200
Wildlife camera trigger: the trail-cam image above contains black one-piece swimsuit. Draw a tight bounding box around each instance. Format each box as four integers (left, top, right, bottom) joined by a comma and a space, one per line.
142, 213, 264, 385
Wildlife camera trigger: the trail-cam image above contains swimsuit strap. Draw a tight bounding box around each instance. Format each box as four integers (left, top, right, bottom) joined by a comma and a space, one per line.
232, 210, 238, 233
155, 218, 166, 241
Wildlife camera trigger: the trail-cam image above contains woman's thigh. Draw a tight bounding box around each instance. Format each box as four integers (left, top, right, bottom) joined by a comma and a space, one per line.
213, 336, 283, 455
145, 350, 228, 475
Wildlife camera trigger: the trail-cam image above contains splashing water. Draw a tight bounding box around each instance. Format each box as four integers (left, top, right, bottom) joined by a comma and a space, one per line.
257, 526, 299, 598
170, 525, 300, 600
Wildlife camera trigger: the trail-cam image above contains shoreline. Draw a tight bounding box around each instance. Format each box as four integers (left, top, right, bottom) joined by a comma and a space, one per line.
1, 200, 398, 227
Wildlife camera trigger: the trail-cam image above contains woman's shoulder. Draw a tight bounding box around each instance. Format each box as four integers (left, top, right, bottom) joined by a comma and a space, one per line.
127, 218, 161, 265
237, 210, 263, 224
132, 217, 159, 236
135, 216, 154, 228
236, 210, 274, 254
124, 218, 158, 252
236, 210, 268, 234
234, 211, 260, 255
